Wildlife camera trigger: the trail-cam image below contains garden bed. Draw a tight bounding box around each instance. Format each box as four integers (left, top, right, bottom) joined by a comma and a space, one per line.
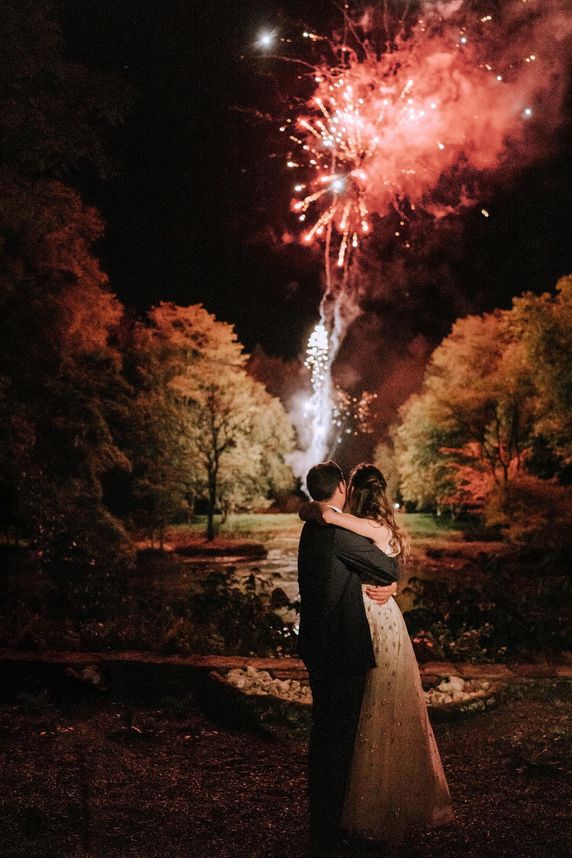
210, 666, 506, 733
1, 514, 570, 663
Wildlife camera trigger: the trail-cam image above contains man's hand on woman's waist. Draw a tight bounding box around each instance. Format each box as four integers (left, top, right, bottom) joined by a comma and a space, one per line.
364, 581, 398, 604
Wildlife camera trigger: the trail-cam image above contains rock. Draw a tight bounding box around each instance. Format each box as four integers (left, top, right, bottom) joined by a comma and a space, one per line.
437, 675, 465, 693
222, 666, 313, 704
65, 664, 107, 690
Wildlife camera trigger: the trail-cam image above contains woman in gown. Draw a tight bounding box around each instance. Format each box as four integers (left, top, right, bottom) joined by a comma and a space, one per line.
309, 463, 454, 846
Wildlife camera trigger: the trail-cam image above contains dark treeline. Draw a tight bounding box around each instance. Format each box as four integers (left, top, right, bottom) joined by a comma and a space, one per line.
0, 1, 294, 571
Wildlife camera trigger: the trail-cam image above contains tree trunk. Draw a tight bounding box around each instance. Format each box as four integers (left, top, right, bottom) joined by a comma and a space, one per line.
206, 467, 217, 541
206, 508, 215, 541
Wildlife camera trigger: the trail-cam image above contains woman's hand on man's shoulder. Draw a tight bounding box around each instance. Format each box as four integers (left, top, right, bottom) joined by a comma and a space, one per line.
299, 500, 333, 524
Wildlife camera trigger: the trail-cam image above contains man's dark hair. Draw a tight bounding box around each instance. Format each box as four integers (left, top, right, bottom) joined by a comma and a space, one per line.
306, 460, 345, 501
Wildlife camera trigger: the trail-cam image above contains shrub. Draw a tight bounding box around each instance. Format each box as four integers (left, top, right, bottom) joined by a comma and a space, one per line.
484, 475, 572, 552
187, 571, 299, 656
403, 570, 571, 662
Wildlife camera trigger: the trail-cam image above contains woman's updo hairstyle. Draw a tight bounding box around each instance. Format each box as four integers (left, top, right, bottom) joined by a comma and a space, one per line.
347, 463, 410, 559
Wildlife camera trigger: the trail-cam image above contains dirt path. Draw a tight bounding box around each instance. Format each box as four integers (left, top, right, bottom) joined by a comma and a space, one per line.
0, 692, 569, 858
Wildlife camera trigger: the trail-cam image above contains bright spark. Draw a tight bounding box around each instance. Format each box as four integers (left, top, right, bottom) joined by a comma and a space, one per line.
257, 30, 275, 49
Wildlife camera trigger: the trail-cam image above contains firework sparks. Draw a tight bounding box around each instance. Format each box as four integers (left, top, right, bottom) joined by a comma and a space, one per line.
304, 322, 329, 389
278, 1, 572, 477
331, 388, 378, 446
300, 322, 334, 467
286, 3, 568, 273
291, 323, 378, 482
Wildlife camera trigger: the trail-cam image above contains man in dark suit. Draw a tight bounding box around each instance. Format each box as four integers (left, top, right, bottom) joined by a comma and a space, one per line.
297, 461, 398, 848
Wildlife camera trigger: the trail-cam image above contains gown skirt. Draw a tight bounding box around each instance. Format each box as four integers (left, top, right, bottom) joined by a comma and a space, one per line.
341, 588, 455, 844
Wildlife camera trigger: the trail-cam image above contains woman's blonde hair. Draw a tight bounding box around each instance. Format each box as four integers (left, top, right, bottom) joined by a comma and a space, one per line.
347, 463, 410, 559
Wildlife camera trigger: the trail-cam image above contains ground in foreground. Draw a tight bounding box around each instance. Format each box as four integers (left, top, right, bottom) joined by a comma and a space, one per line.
0, 689, 570, 858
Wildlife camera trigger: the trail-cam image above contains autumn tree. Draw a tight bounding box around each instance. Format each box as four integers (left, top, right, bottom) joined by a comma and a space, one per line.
137, 304, 295, 540
396, 309, 536, 512
511, 276, 572, 467
395, 391, 458, 511
0, 179, 133, 565
202, 380, 296, 523
396, 277, 572, 513
0, 1, 133, 567
247, 345, 308, 404
373, 438, 401, 502
122, 316, 201, 547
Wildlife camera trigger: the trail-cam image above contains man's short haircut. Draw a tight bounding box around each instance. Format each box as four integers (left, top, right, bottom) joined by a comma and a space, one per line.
306, 460, 345, 501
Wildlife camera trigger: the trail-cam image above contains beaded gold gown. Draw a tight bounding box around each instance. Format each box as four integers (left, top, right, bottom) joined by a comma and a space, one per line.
341, 588, 455, 845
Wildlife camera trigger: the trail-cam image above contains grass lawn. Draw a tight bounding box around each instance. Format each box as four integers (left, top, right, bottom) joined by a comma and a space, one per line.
168, 513, 305, 542
169, 512, 474, 543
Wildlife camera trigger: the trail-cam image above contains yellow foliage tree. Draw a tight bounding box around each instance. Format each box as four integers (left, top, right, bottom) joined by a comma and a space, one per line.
144, 304, 295, 539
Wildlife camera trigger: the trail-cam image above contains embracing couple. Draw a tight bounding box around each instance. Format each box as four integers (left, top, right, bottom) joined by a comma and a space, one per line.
297, 461, 454, 852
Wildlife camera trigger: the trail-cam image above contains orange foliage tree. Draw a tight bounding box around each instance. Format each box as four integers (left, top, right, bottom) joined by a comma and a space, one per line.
0, 0, 132, 565
0, 180, 132, 564
511, 276, 572, 466
396, 306, 538, 512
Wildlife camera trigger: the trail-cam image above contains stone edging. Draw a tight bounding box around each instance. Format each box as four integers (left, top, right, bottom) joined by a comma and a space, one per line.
0, 649, 570, 680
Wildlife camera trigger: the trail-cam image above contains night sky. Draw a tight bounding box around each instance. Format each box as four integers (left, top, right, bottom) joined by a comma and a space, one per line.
60, 1, 572, 422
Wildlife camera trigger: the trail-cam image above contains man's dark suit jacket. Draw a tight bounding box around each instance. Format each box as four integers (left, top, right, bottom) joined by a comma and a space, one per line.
297, 522, 399, 674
